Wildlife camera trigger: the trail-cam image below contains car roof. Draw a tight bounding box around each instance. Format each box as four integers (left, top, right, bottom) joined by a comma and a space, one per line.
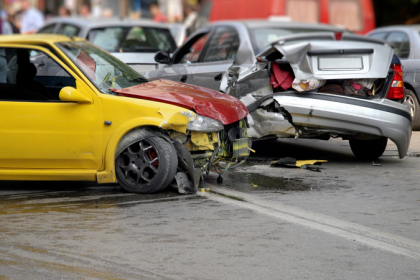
0, 34, 84, 44
43, 17, 172, 29
369, 25, 420, 32
207, 19, 347, 32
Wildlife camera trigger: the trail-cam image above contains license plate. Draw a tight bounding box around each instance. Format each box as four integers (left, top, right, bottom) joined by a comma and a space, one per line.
318, 57, 363, 70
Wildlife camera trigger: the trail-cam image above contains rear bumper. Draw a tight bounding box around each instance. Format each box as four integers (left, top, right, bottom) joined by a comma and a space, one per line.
274, 92, 412, 159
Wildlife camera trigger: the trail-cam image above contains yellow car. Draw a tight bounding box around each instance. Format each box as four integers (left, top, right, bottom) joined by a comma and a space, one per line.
0, 35, 251, 194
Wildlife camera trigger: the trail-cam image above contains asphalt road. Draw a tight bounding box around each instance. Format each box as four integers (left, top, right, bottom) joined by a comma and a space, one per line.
1, 133, 419, 279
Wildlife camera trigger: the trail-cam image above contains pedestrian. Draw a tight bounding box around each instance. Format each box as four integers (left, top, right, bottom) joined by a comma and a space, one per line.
58, 5, 72, 17
150, 2, 167, 23
0, 9, 13, 83
78, 3, 91, 17
19, 0, 44, 34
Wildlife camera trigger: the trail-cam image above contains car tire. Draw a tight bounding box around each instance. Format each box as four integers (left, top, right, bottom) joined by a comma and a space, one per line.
404, 89, 420, 131
349, 137, 388, 160
116, 136, 177, 193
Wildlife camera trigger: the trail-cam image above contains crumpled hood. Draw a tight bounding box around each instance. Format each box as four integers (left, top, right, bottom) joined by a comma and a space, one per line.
112, 79, 248, 125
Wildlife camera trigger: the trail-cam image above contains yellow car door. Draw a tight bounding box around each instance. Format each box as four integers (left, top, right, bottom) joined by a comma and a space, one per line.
0, 44, 102, 170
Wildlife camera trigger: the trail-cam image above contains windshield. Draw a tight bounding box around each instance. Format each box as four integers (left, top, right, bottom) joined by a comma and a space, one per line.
58, 41, 148, 95
250, 27, 341, 54
87, 26, 177, 53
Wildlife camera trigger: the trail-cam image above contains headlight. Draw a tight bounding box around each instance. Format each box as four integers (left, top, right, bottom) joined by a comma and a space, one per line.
187, 115, 224, 132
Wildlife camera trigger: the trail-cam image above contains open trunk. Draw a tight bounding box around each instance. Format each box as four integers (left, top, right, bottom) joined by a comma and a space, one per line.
225, 33, 412, 158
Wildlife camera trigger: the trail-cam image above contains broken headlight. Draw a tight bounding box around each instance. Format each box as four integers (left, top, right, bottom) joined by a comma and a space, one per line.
187, 115, 224, 132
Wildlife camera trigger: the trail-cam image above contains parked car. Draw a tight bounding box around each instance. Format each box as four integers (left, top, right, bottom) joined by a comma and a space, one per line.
367, 25, 420, 130
146, 20, 412, 160
37, 18, 178, 75
0, 34, 251, 194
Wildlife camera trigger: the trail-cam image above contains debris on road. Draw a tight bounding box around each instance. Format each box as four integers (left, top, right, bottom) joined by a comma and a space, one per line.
270, 158, 327, 172
372, 161, 382, 166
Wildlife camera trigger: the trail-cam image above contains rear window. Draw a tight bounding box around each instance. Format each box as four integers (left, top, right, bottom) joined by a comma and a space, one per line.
250, 27, 340, 54
87, 26, 177, 53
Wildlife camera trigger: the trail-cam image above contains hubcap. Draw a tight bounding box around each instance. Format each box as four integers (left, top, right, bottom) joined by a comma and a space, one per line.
404, 95, 416, 117
117, 140, 159, 187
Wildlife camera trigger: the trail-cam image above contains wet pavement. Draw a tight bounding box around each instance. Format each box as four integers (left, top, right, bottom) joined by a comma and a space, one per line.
1, 133, 420, 279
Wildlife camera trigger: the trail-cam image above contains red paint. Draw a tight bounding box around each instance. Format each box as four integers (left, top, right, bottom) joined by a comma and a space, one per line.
112, 79, 248, 125
205, 0, 374, 34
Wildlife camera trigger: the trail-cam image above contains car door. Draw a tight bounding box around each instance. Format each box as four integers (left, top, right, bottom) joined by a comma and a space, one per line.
146, 30, 211, 84
385, 31, 412, 77
190, 26, 240, 91
0, 44, 102, 170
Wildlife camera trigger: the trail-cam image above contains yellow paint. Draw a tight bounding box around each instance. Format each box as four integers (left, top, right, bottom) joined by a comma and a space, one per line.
295, 160, 328, 167
0, 35, 201, 183
189, 132, 218, 151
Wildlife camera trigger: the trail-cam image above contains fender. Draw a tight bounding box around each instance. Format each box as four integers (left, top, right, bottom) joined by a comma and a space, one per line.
96, 117, 166, 183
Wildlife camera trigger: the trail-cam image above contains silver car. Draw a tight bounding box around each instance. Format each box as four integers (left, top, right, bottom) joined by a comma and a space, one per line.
146, 20, 412, 160
367, 25, 420, 130
37, 17, 177, 75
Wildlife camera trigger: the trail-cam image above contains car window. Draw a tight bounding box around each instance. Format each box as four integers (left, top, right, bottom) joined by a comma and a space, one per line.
182, 33, 209, 63
56, 24, 80, 37
202, 27, 239, 63
387, 32, 410, 59
87, 27, 177, 53
368, 32, 388, 40
58, 41, 148, 95
38, 24, 56, 34
0, 48, 76, 102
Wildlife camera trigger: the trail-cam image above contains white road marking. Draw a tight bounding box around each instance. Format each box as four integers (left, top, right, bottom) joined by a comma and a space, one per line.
199, 186, 420, 261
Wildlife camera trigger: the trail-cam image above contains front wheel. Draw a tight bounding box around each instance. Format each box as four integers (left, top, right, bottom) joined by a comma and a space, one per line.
349, 137, 388, 160
116, 137, 177, 193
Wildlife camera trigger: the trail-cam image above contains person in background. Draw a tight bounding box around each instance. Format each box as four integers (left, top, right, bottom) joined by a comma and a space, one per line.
19, 0, 44, 34
183, 5, 197, 28
58, 5, 71, 17
78, 3, 91, 17
150, 2, 167, 23
0, 9, 13, 83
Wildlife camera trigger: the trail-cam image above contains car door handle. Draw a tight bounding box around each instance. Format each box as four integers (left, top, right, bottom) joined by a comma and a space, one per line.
180, 75, 187, 83
214, 73, 223, 81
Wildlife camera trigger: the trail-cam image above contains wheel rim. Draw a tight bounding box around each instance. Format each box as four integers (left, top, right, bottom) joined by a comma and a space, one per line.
404, 94, 416, 118
117, 139, 160, 188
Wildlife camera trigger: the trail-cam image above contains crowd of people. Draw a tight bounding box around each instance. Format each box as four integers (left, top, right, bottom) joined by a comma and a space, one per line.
0, 0, 199, 36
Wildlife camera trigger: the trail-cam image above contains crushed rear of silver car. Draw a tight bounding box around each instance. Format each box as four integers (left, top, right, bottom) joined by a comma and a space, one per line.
223, 33, 412, 159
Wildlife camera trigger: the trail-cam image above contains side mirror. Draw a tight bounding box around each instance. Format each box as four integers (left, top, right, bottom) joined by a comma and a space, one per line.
154, 51, 171, 64
59, 87, 93, 104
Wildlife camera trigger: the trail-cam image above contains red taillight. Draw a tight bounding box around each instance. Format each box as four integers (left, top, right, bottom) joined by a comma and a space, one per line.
386, 63, 405, 100
334, 32, 342, 40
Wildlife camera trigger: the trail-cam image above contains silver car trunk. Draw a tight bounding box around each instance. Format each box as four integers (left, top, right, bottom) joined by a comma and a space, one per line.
239, 33, 411, 158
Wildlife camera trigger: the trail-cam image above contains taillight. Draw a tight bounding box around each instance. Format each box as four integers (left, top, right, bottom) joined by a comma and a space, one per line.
386, 63, 405, 100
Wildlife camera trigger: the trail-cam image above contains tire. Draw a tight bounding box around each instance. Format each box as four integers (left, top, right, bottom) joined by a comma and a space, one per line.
404, 89, 420, 131
349, 137, 388, 160
116, 136, 177, 193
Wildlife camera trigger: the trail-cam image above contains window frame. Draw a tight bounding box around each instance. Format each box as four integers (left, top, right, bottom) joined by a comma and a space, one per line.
0, 44, 82, 103
201, 26, 240, 63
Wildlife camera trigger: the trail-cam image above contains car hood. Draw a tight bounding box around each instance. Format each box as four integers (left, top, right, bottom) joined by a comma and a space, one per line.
258, 33, 394, 80
112, 79, 248, 125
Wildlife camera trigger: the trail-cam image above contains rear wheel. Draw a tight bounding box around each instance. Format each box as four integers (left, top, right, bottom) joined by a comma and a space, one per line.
349, 137, 388, 160
116, 137, 177, 193
404, 89, 420, 131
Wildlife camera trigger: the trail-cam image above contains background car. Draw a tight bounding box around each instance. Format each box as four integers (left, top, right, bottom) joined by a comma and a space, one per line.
146, 20, 412, 160
367, 25, 420, 130
0, 34, 250, 194
37, 18, 178, 75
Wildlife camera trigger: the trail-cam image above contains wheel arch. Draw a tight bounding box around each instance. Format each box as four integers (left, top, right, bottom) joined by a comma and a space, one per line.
96, 117, 168, 183
404, 82, 419, 100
